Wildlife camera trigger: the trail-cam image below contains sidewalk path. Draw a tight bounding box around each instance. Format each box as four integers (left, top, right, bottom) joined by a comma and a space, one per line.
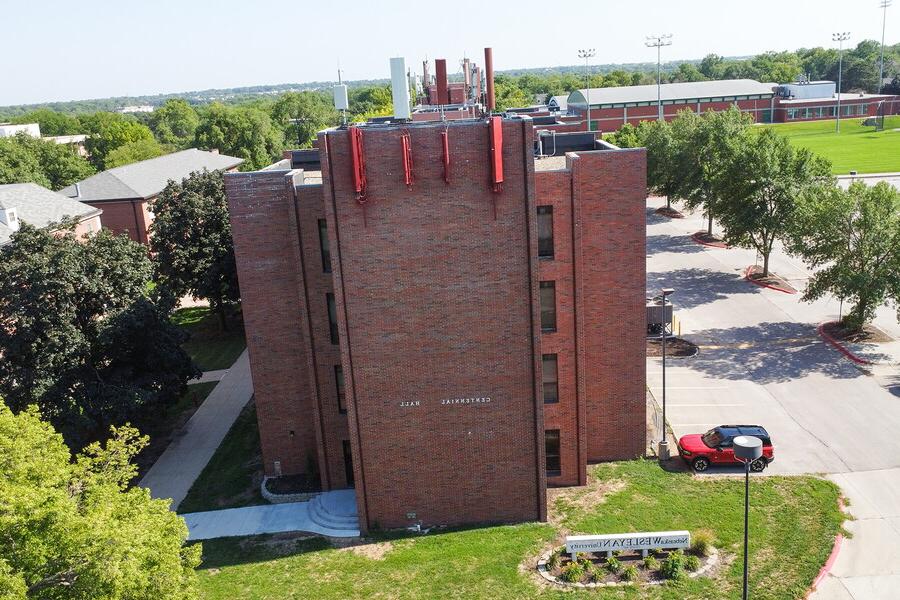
140, 349, 252, 510
193, 369, 229, 383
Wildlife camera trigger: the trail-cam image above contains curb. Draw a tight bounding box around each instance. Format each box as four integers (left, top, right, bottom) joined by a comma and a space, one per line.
743, 265, 797, 295
804, 497, 848, 598
816, 322, 873, 365
691, 231, 728, 248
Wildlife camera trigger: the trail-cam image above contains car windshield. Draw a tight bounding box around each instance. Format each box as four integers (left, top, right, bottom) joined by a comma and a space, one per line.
701, 429, 723, 448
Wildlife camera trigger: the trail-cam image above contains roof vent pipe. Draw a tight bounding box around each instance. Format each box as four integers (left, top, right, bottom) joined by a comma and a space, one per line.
484, 47, 496, 112
390, 57, 411, 120
74, 182, 81, 198
435, 59, 448, 105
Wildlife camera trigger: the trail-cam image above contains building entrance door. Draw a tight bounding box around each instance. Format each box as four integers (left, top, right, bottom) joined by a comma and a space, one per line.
342, 440, 355, 487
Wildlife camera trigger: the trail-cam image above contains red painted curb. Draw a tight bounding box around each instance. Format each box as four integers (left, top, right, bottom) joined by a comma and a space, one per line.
743, 265, 797, 294
817, 322, 873, 365
805, 533, 844, 597
691, 231, 728, 248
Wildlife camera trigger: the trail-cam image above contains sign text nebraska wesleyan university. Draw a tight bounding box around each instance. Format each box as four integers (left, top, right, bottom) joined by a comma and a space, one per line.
566, 531, 690, 557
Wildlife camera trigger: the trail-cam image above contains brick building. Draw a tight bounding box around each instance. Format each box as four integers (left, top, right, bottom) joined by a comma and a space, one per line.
226, 116, 647, 533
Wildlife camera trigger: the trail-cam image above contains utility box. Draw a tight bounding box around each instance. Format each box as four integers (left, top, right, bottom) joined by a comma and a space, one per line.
646, 301, 673, 336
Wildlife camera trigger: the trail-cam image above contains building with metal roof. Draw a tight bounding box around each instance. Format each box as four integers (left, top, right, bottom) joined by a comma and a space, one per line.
0, 183, 102, 246
568, 79, 777, 109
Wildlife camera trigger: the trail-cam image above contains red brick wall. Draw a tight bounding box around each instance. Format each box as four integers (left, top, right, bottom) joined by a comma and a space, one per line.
226, 170, 322, 479
88, 199, 147, 243
321, 119, 546, 532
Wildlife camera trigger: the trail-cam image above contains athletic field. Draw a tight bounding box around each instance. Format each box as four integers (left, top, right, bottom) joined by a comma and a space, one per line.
761, 115, 900, 175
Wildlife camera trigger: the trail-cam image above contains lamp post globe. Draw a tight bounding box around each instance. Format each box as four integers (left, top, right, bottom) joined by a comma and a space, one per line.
734, 435, 763, 600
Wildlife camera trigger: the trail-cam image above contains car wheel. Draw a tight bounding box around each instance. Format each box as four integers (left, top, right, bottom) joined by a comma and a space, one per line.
692, 457, 710, 472
750, 458, 767, 472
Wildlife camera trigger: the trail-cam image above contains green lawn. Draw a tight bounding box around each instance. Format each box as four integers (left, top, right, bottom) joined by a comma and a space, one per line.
195, 461, 844, 600
172, 306, 246, 371
178, 402, 263, 514
761, 115, 900, 174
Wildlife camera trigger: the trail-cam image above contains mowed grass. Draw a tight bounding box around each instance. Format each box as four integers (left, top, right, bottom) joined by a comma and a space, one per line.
178, 402, 263, 514
172, 306, 246, 371
195, 460, 844, 600
761, 115, 900, 174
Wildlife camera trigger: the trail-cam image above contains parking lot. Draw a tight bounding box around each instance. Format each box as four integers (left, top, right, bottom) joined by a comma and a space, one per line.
645, 198, 900, 599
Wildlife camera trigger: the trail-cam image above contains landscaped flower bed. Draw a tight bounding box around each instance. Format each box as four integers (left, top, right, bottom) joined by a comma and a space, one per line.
537, 531, 719, 588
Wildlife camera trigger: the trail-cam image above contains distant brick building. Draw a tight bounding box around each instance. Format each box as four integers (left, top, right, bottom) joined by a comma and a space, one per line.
226, 116, 647, 533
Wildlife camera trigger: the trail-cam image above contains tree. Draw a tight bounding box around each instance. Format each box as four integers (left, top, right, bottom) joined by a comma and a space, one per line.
271, 91, 338, 148
104, 138, 166, 168
83, 115, 156, 170
0, 225, 198, 446
635, 119, 688, 210
0, 402, 200, 599
11, 108, 82, 136
150, 169, 239, 329
717, 129, 832, 276
0, 134, 95, 190
0, 136, 48, 187
787, 181, 900, 329
699, 54, 725, 79
150, 99, 200, 148
194, 103, 282, 170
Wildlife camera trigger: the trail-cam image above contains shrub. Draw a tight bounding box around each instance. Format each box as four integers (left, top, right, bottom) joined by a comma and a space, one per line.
587, 564, 606, 582
559, 562, 585, 583
621, 565, 639, 582
547, 548, 562, 569
690, 529, 715, 557
684, 554, 701, 572
643, 555, 660, 570
652, 547, 665, 557
660, 550, 686, 581
578, 558, 593, 572
605, 556, 622, 574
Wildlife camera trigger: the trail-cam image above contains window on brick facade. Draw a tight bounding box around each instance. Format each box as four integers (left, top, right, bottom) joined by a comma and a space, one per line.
537, 206, 554, 259
542, 354, 559, 404
326, 293, 339, 344
335, 365, 346, 414
545, 429, 561, 477
318, 219, 332, 273
540, 281, 557, 332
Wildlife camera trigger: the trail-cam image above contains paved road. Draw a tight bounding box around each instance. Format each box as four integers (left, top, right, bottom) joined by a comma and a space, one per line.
645, 200, 900, 599
139, 349, 253, 510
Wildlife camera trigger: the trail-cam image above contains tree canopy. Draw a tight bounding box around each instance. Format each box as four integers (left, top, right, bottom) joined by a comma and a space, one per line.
150, 99, 201, 148
104, 137, 166, 168
0, 224, 198, 446
0, 402, 200, 599
194, 103, 282, 170
82, 114, 156, 170
0, 133, 94, 190
271, 91, 338, 148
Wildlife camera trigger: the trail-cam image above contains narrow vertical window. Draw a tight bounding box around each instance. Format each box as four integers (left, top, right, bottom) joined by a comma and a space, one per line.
537, 206, 554, 259
326, 293, 338, 344
335, 365, 346, 414
542, 354, 559, 404
318, 219, 332, 273
540, 281, 557, 332
545, 429, 561, 477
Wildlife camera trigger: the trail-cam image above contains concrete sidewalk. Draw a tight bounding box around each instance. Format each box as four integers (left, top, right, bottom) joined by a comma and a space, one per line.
193, 369, 229, 383
139, 349, 253, 510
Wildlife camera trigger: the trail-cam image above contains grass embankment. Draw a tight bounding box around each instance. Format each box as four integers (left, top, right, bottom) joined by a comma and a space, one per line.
195, 460, 844, 600
178, 403, 263, 514
172, 306, 246, 371
762, 115, 900, 174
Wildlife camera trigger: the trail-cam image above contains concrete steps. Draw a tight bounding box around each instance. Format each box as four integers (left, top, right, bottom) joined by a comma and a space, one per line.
308, 489, 359, 531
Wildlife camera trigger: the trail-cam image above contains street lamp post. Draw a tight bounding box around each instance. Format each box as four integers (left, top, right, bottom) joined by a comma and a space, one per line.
879, 1, 892, 93
646, 34, 673, 121
734, 436, 763, 600
832, 32, 851, 133
658, 288, 675, 461
578, 49, 596, 132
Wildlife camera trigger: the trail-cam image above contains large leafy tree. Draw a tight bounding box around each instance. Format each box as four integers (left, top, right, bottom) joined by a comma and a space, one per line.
150, 99, 200, 148
787, 181, 900, 329
0, 225, 198, 445
104, 137, 166, 168
0, 136, 48, 187
717, 129, 832, 276
0, 402, 200, 599
150, 169, 239, 329
194, 103, 282, 170
82, 114, 156, 170
271, 91, 337, 148
11, 108, 82, 136
0, 134, 95, 190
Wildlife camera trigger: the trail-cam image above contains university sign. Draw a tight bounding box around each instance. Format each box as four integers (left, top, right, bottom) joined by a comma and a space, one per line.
566, 531, 690, 559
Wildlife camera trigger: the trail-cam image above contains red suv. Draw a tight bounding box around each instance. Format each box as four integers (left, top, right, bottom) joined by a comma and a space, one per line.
677, 425, 774, 472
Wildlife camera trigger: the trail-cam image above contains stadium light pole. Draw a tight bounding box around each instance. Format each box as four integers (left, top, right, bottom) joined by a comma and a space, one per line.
646, 34, 673, 121
879, 1, 892, 93
833, 32, 851, 133
578, 49, 596, 132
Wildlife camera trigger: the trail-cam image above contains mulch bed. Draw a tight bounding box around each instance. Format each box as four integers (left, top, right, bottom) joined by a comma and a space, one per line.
823, 321, 894, 344
691, 231, 728, 248
542, 547, 713, 587
265, 473, 323, 495
647, 337, 699, 357
655, 206, 685, 219
744, 265, 798, 294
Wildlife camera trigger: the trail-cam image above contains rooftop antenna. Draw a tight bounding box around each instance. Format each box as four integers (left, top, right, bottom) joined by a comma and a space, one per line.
333, 65, 349, 126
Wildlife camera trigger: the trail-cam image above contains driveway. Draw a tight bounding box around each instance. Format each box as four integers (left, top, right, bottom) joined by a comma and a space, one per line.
645, 199, 900, 599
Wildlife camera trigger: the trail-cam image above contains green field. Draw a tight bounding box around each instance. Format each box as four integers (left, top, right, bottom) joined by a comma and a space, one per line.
196, 460, 844, 600
762, 115, 900, 174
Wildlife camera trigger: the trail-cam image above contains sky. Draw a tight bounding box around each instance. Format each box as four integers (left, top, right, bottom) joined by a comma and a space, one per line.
2, 0, 897, 106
